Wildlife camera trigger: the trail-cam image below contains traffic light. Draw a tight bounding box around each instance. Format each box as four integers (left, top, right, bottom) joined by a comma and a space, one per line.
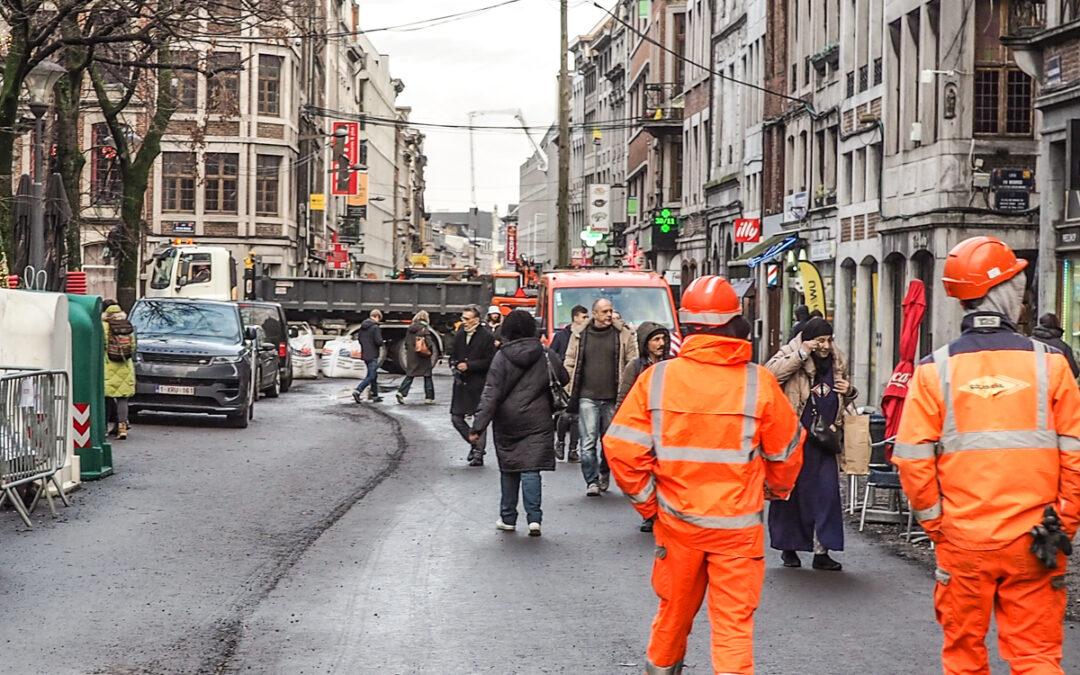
653, 208, 679, 248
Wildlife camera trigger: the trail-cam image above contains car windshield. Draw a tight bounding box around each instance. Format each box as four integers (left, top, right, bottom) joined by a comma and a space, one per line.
130, 301, 242, 343
553, 286, 675, 329
149, 249, 177, 290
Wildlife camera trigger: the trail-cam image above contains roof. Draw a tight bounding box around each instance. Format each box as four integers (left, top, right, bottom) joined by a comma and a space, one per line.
429, 209, 495, 239
542, 269, 669, 288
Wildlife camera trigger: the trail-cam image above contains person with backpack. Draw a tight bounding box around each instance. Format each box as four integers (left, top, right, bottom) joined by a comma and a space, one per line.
102, 300, 137, 440
396, 310, 437, 404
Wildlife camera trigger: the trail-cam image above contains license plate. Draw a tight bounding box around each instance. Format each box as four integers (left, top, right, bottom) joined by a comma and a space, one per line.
157, 385, 195, 396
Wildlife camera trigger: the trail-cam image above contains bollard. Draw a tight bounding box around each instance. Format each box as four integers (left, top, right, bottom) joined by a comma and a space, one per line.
66, 294, 113, 480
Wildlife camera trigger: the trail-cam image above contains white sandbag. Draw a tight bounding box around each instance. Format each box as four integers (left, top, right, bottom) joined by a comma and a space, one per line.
288, 323, 319, 379
320, 336, 365, 379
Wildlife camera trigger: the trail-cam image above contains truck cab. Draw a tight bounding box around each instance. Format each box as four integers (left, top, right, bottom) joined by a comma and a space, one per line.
145, 243, 238, 301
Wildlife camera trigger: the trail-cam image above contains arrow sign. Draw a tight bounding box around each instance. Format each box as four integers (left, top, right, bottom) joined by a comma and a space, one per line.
73, 403, 91, 448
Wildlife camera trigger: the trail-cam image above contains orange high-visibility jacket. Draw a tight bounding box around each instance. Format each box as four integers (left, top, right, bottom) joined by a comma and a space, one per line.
604, 334, 805, 556
894, 319, 1080, 550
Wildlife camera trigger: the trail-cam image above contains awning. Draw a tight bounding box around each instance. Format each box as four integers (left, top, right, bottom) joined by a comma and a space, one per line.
730, 277, 754, 299
730, 234, 802, 268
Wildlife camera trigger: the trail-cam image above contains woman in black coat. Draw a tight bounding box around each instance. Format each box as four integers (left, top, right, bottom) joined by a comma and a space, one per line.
396, 311, 436, 404
470, 310, 569, 537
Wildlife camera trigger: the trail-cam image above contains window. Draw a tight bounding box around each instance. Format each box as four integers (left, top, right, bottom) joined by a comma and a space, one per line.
207, 52, 241, 114
204, 153, 239, 213
167, 50, 198, 112
975, 67, 1033, 135
162, 152, 196, 213
91, 123, 121, 205
255, 155, 281, 216
258, 54, 283, 115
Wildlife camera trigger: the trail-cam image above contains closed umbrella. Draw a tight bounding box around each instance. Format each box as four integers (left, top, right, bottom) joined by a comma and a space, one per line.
10, 174, 32, 275
881, 279, 927, 461
43, 172, 71, 291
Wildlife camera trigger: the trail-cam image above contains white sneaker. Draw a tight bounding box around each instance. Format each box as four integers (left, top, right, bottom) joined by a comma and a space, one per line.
586, 483, 601, 497
528, 522, 541, 537
495, 519, 516, 531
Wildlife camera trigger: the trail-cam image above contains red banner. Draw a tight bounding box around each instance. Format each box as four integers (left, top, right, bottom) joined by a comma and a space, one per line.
505, 225, 518, 264
330, 121, 361, 196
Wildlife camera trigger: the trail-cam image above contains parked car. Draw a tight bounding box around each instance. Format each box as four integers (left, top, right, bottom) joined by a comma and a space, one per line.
239, 301, 293, 392
128, 298, 258, 428
250, 324, 282, 399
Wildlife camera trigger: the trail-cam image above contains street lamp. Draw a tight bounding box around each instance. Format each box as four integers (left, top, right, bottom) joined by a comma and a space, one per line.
24, 59, 65, 272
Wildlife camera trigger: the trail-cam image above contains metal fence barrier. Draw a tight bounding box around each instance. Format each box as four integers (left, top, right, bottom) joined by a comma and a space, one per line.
0, 367, 71, 526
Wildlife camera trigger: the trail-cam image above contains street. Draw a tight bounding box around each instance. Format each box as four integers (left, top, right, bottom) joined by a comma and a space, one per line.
4, 373, 1075, 673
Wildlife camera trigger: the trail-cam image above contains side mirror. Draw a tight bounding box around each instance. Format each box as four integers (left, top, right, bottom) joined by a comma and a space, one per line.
244, 326, 260, 342
176, 257, 191, 289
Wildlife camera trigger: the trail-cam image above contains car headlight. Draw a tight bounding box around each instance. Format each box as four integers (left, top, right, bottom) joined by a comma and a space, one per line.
210, 355, 243, 364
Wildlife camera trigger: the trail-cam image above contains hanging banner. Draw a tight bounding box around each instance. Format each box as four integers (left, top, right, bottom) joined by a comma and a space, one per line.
587, 184, 612, 233
330, 121, 361, 196
505, 224, 518, 264
797, 261, 827, 316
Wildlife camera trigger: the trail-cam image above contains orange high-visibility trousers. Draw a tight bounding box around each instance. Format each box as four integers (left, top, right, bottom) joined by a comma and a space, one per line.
934, 536, 1067, 675
645, 529, 765, 675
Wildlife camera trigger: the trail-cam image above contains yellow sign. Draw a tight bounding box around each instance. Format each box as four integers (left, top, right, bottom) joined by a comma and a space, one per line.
797, 261, 827, 317
347, 173, 369, 207
410, 253, 430, 267
309, 193, 326, 211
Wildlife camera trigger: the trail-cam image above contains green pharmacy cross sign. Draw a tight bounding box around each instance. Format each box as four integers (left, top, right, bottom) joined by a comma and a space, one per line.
580, 229, 604, 247
654, 208, 677, 233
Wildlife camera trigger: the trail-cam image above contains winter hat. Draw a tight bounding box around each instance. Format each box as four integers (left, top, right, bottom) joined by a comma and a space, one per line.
487, 305, 500, 316
800, 317, 834, 341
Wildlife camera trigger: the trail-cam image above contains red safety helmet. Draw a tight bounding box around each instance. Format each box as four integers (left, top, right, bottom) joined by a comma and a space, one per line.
679, 275, 741, 326
942, 236, 1028, 301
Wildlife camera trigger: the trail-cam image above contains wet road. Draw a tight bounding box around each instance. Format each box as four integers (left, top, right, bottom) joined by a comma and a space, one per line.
227, 373, 1078, 674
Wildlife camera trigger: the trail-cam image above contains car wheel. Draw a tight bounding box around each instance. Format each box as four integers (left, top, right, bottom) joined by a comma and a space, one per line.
266, 369, 281, 398
280, 369, 293, 393
225, 409, 249, 429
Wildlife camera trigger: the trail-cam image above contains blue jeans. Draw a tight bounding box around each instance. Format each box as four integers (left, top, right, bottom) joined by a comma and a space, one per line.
355, 359, 379, 398
501, 471, 542, 525
577, 398, 615, 486
398, 375, 434, 400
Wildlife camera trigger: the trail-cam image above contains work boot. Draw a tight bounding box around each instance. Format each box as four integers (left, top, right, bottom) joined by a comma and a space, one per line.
812, 553, 842, 571
555, 443, 566, 462
781, 550, 802, 568
467, 448, 484, 467
567, 448, 580, 463
640, 518, 654, 533
116, 422, 128, 440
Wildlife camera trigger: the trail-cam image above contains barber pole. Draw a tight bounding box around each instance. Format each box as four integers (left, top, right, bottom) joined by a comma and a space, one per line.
73, 403, 91, 448
766, 264, 780, 288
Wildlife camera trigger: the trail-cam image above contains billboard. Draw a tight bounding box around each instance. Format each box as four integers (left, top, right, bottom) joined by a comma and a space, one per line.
330, 121, 361, 196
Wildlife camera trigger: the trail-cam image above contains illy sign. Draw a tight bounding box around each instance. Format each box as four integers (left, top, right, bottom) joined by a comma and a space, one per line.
734, 218, 761, 244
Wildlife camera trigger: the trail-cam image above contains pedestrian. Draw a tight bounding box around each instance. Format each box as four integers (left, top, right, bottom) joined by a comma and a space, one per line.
486, 305, 504, 346
895, 236, 1080, 674
470, 310, 569, 537
789, 305, 811, 340
352, 309, 384, 404
450, 304, 498, 466
1033, 312, 1080, 378
604, 275, 804, 675
102, 300, 137, 440
616, 321, 671, 533
396, 310, 436, 404
564, 297, 638, 496
765, 316, 856, 571
550, 304, 588, 462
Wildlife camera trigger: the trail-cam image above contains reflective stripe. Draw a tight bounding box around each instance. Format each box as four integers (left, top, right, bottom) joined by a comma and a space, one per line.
627, 475, 656, 504
893, 442, 936, 460
649, 361, 670, 451
656, 445, 756, 464
933, 346, 955, 436
939, 429, 1060, 453
914, 501, 943, 522
678, 309, 739, 325
742, 365, 759, 454
1061, 436, 1080, 452
606, 422, 653, 448
1033, 341, 1049, 431
657, 492, 763, 529
762, 425, 801, 462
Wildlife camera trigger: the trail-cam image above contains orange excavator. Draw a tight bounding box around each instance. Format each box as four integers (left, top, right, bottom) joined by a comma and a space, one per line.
491, 259, 540, 315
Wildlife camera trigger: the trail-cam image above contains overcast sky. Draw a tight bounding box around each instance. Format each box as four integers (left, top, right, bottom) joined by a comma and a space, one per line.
358, 0, 608, 215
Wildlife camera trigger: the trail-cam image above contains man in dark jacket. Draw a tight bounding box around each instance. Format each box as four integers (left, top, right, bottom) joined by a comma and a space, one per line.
450, 305, 498, 466
550, 305, 588, 462
1033, 313, 1080, 378
352, 310, 384, 403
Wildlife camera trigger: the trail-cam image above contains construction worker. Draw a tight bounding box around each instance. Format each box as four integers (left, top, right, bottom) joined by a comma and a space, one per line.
894, 236, 1080, 675
603, 275, 805, 675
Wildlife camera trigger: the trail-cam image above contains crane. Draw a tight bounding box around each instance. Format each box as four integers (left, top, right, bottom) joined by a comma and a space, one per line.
467, 108, 549, 208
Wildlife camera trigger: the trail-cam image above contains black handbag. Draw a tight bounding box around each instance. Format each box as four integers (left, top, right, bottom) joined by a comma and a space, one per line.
545, 350, 570, 414
808, 396, 842, 455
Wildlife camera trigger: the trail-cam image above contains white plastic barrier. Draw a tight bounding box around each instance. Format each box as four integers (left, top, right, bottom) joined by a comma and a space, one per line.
0, 289, 80, 491
320, 336, 365, 379
288, 323, 319, 379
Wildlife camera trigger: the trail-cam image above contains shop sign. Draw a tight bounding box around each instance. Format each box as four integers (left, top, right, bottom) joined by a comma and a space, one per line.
994, 190, 1030, 212
505, 224, 518, 264
587, 184, 611, 233
1057, 226, 1080, 249
734, 218, 761, 243
809, 239, 834, 261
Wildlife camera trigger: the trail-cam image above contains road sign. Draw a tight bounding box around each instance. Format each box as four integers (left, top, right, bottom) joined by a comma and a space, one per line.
73, 403, 91, 449
734, 218, 761, 243
309, 193, 326, 211
330, 121, 361, 196
505, 224, 518, 264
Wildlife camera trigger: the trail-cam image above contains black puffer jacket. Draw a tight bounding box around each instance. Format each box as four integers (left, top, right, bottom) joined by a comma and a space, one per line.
357, 318, 383, 361
472, 338, 570, 473
1033, 325, 1080, 378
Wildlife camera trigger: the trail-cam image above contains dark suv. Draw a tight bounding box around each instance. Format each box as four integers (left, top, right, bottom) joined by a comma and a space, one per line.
239, 301, 293, 393
129, 298, 257, 428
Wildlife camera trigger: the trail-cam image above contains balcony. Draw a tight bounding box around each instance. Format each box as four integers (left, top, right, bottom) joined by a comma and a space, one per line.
642, 83, 684, 132
1007, 0, 1046, 36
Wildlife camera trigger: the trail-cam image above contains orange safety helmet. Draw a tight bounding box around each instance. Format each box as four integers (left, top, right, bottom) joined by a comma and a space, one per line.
678, 275, 741, 325
942, 236, 1028, 301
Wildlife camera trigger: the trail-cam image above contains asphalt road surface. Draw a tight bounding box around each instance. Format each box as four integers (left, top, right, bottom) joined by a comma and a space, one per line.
2, 373, 1078, 674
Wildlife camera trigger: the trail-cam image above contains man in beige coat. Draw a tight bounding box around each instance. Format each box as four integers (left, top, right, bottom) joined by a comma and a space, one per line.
563, 298, 638, 496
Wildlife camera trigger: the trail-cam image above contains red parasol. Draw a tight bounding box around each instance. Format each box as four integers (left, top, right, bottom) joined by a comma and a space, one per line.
880, 280, 927, 460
